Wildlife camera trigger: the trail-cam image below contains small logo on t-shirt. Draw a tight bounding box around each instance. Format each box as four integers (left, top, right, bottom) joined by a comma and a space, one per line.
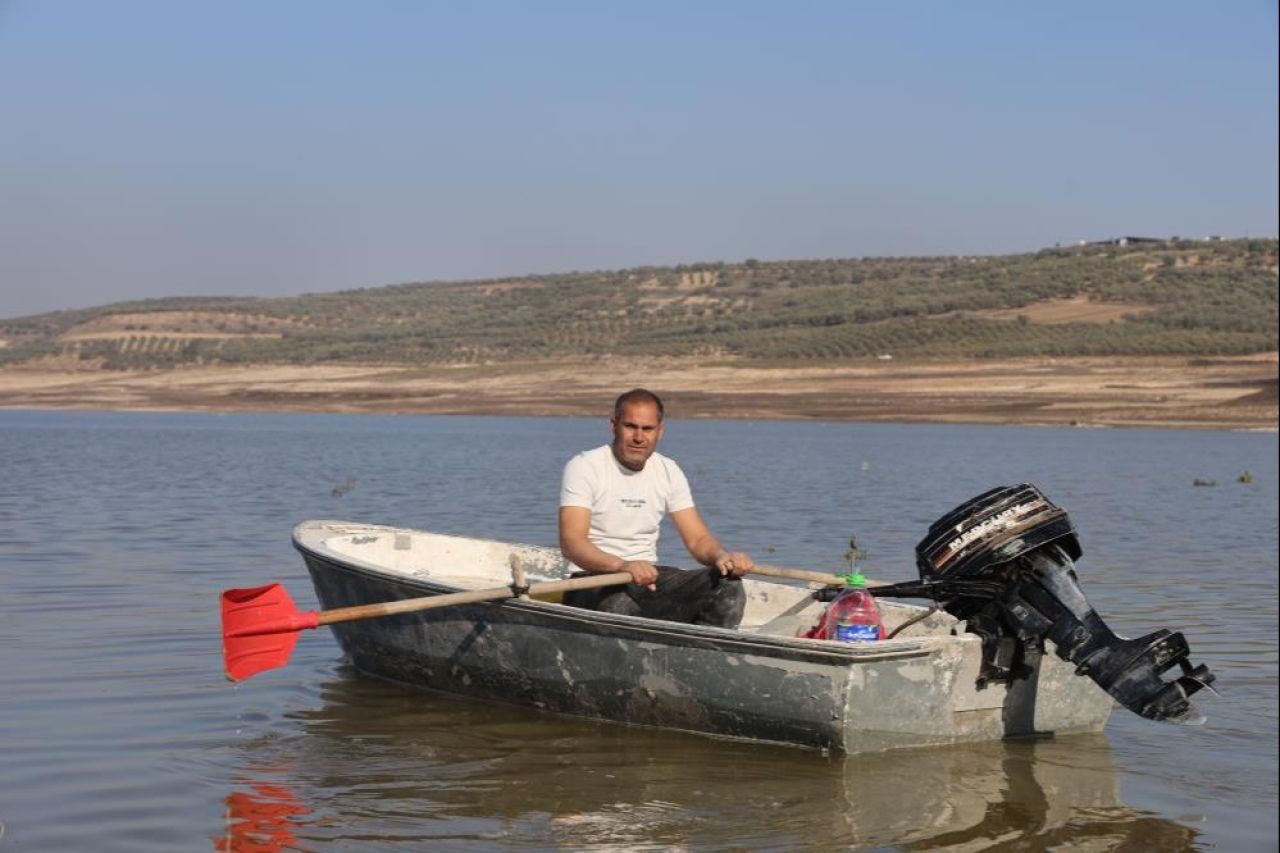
620, 498, 647, 509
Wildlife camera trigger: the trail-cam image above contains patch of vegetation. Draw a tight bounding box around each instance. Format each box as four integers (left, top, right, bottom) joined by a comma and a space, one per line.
1, 239, 1275, 368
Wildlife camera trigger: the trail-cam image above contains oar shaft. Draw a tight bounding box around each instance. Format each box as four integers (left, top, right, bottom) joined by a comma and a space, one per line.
749, 563, 889, 588
750, 563, 848, 587
315, 571, 634, 627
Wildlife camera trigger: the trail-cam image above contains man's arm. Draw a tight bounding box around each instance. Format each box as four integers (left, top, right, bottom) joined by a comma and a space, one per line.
559, 506, 659, 589
670, 507, 754, 577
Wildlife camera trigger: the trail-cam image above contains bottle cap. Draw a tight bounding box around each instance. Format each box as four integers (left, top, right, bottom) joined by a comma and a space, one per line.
840, 572, 867, 587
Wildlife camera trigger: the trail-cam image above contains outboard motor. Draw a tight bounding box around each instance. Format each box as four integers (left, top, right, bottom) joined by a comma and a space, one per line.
871, 484, 1216, 725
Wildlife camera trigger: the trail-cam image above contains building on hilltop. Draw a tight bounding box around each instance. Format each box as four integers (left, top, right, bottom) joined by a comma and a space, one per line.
1077, 236, 1169, 247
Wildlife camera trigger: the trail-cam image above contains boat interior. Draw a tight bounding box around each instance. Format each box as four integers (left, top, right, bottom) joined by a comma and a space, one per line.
301, 523, 957, 642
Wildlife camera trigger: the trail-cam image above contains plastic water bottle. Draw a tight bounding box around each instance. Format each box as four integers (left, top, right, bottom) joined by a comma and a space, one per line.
816, 573, 883, 641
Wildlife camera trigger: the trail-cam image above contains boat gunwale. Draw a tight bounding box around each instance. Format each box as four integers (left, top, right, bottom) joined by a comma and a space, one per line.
292, 519, 945, 666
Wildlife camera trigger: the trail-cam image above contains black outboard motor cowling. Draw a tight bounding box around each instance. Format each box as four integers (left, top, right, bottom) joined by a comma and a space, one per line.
872, 484, 1216, 725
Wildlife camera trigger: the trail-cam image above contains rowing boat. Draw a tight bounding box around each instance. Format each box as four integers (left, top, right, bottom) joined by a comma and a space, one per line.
292, 519, 1114, 752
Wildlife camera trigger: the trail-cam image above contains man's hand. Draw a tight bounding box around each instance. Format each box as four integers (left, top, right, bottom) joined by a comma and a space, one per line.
713, 550, 754, 578
621, 560, 659, 591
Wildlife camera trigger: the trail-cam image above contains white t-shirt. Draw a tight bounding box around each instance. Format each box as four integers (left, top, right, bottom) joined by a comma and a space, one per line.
559, 444, 695, 563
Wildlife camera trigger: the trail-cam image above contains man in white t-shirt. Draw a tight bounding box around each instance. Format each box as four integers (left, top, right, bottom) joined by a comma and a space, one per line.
558, 388, 753, 627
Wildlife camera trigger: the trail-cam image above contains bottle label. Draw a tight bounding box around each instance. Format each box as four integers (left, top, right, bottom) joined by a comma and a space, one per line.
835, 623, 879, 642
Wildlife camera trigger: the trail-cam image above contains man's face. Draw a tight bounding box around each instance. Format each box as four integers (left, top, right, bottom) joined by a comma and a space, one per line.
610, 400, 665, 471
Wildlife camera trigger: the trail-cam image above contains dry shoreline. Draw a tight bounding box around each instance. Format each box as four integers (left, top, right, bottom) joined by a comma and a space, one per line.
1, 355, 1276, 430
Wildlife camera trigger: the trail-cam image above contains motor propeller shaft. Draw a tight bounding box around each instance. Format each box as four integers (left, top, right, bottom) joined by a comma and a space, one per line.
1004, 547, 1214, 724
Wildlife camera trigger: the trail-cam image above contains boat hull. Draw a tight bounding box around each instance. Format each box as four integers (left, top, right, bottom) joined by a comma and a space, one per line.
295, 523, 1114, 752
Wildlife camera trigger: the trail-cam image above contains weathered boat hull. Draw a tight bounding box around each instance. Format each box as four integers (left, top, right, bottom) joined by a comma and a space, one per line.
295, 521, 1114, 752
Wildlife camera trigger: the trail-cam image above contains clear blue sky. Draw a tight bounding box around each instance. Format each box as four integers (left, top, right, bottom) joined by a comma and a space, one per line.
1, 1, 1276, 318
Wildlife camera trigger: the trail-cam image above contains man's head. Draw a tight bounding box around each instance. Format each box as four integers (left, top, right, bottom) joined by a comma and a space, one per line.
610, 388, 665, 471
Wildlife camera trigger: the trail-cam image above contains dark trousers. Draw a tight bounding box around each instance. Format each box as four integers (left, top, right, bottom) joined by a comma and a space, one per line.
563, 565, 746, 629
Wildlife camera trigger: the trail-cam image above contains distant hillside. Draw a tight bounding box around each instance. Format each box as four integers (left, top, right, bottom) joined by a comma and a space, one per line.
2, 238, 1276, 369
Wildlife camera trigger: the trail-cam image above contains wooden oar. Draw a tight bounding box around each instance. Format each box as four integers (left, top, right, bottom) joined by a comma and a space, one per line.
220, 571, 632, 682
222, 563, 862, 682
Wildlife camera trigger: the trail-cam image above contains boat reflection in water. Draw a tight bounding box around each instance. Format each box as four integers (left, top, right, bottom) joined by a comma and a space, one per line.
217, 673, 1201, 851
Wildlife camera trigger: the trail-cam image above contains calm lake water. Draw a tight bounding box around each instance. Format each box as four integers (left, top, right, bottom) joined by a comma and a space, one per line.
1, 409, 1275, 851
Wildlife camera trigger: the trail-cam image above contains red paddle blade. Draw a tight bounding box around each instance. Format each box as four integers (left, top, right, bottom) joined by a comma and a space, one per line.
220, 583, 319, 682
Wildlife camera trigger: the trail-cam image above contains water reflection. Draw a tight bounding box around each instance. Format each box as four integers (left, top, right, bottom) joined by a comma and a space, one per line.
214, 780, 309, 853
221, 673, 1200, 850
